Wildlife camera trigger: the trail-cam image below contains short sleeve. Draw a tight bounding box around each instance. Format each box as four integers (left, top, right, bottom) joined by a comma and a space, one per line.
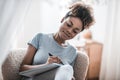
68, 47, 77, 66
61, 47, 77, 66
70, 51, 77, 66
28, 33, 43, 49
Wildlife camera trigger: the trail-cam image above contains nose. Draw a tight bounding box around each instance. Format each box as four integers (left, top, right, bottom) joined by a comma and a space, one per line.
67, 28, 72, 34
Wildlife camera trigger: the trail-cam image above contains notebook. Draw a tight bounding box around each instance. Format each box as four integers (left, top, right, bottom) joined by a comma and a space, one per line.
19, 63, 62, 77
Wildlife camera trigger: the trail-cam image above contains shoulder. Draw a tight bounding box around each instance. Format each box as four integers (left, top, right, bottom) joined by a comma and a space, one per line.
34, 33, 50, 39
36, 33, 52, 37
34, 33, 54, 42
35, 33, 43, 37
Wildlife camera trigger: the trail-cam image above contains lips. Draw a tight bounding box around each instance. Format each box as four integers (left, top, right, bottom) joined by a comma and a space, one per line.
62, 31, 71, 38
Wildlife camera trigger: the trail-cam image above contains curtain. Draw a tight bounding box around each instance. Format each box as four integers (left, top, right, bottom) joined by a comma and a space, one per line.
0, 0, 32, 64
100, 0, 120, 80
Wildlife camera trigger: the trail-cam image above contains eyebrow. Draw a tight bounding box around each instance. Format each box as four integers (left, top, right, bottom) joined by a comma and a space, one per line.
74, 28, 81, 32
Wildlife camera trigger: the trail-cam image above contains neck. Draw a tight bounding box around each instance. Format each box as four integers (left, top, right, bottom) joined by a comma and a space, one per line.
53, 33, 65, 45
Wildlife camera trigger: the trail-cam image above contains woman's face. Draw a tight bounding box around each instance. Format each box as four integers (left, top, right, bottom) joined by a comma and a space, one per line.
58, 17, 83, 40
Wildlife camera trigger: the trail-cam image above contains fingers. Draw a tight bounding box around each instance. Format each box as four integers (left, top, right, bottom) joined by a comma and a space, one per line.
48, 56, 61, 64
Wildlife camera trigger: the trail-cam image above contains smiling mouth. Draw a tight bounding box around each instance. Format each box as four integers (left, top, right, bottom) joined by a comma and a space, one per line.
62, 31, 71, 38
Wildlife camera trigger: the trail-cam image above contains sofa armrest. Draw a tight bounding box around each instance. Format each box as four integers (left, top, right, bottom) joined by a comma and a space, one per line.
2, 48, 89, 80
74, 51, 89, 80
2, 48, 26, 80
0, 66, 3, 80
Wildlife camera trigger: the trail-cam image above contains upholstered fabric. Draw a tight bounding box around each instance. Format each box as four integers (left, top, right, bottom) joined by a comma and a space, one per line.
1, 49, 89, 80
2, 49, 26, 80
0, 66, 3, 80
74, 51, 89, 80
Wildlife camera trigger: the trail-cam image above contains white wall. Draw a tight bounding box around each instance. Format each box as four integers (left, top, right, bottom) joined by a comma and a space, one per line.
17, 0, 41, 48
90, 5, 107, 43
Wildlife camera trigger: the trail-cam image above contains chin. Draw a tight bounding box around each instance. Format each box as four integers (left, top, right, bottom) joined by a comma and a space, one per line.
64, 37, 72, 41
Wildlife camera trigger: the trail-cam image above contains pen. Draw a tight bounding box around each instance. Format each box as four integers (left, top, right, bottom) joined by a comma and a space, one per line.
48, 53, 53, 56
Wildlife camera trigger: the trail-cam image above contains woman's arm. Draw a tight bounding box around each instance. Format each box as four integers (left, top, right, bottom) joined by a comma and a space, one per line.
19, 45, 42, 72
19, 45, 61, 72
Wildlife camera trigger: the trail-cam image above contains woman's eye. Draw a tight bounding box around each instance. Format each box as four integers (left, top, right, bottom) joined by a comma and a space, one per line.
66, 23, 72, 27
73, 30, 78, 34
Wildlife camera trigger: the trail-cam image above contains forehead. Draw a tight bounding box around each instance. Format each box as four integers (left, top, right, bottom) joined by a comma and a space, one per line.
65, 17, 83, 28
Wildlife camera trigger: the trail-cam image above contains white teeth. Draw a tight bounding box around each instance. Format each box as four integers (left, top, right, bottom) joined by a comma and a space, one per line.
62, 31, 70, 37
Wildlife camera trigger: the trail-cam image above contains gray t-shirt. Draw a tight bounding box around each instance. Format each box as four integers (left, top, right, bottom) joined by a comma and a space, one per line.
28, 33, 77, 66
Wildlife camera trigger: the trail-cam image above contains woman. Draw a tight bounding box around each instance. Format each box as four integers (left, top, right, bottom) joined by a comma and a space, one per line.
19, 1, 95, 80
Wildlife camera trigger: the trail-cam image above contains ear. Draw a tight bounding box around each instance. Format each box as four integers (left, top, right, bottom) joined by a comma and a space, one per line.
61, 17, 65, 23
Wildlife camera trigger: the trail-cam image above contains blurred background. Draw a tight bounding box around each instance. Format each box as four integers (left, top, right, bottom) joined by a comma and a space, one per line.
0, 0, 120, 80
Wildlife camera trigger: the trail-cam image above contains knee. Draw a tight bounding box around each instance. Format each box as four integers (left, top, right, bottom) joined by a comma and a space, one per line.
60, 65, 73, 73
55, 65, 73, 80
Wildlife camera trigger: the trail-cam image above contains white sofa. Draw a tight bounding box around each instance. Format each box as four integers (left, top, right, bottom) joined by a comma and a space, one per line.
1, 48, 89, 80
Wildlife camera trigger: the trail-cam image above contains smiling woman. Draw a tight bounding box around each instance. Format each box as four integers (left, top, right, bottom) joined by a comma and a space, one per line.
55, 17, 83, 43
19, 1, 95, 80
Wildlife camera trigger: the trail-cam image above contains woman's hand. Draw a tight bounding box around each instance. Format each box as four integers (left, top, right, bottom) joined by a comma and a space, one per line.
46, 56, 61, 64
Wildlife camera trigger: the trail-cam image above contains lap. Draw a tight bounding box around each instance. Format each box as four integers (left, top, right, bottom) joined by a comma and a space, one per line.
21, 65, 73, 80
34, 68, 57, 80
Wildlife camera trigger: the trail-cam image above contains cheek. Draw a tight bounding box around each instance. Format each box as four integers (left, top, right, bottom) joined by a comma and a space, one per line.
59, 25, 66, 31
71, 33, 78, 38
